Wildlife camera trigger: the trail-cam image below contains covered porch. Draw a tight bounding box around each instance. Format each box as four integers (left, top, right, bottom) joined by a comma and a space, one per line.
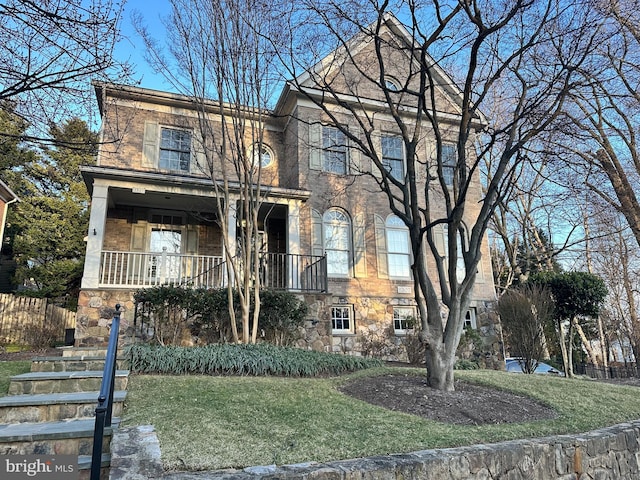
80, 167, 325, 293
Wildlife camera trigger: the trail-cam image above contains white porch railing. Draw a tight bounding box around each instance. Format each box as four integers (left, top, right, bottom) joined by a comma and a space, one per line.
99, 250, 328, 292
99, 250, 226, 288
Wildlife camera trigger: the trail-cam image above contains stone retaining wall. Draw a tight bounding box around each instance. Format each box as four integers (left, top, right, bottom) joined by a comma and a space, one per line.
158, 420, 640, 480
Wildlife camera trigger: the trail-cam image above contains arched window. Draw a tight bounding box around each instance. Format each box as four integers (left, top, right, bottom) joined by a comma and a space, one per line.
323, 209, 351, 277
385, 215, 411, 278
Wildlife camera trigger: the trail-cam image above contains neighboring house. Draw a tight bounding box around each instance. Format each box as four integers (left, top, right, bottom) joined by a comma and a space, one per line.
77, 16, 499, 361
0, 179, 18, 293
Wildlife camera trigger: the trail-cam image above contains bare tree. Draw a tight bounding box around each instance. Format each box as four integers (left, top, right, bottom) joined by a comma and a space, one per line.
271, 1, 596, 390
0, 0, 132, 140
135, 0, 282, 343
553, 0, 640, 250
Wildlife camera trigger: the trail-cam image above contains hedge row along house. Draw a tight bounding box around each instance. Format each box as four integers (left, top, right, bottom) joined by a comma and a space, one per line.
77, 15, 500, 363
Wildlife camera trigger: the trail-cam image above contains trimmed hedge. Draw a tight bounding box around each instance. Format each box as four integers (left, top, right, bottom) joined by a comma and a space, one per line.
125, 343, 384, 377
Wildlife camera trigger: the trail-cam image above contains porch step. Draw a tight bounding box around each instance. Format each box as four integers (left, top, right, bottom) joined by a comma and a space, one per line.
0, 391, 127, 423
0, 418, 118, 455
8, 371, 130, 395
31, 356, 128, 372
62, 347, 109, 358
78, 454, 111, 480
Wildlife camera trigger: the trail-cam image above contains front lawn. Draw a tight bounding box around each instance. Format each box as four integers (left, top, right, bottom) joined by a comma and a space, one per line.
0, 361, 31, 395
122, 367, 640, 471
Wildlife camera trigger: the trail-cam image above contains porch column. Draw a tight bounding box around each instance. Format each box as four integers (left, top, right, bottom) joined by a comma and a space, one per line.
226, 196, 238, 258
287, 200, 301, 289
81, 182, 109, 289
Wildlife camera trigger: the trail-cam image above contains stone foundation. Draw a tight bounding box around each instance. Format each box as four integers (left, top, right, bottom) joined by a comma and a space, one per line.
76, 288, 502, 366
160, 420, 640, 479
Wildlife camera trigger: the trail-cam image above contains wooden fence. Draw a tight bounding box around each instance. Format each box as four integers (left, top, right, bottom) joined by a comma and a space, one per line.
0, 294, 76, 346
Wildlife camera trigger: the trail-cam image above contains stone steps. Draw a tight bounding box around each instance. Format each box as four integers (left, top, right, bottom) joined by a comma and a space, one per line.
0, 346, 130, 478
31, 356, 128, 373
62, 347, 109, 358
0, 417, 118, 455
8, 370, 129, 395
0, 391, 127, 423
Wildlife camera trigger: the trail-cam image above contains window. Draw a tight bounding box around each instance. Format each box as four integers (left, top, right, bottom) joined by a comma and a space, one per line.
251, 143, 274, 168
148, 217, 184, 280
442, 224, 466, 283
331, 305, 354, 333
393, 306, 415, 335
382, 135, 404, 180
160, 128, 191, 171
442, 143, 456, 186
323, 210, 352, 277
385, 78, 400, 91
323, 126, 348, 174
464, 308, 477, 329
386, 216, 411, 278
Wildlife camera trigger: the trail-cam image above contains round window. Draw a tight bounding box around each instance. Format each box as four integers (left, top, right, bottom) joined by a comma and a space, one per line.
252, 144, 274, 168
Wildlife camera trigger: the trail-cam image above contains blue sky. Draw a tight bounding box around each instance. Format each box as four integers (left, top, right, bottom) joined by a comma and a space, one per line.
114, 0, 173, 91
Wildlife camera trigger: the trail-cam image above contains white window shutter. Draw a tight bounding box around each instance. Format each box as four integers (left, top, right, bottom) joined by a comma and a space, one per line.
130, 223, 148, 252
311, 209, 323, 257
185, 225, 199, 254
192, 133, 207, 174
350, 140, 362, 174
374, 215, 388, 278
371, 132, 382, 179
142, 121, 159, 168
353, 213, 367, 277
309, 124, 322, 170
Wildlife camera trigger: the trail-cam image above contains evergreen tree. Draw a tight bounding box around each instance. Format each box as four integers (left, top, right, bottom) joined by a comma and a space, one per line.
7, 118, 97, 299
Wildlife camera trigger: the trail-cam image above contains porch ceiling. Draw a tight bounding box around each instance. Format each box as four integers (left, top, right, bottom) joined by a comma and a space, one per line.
108, 187, 219, 214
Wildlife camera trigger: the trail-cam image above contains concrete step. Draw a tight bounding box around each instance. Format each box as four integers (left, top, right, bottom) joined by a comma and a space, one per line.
31, 356, 128, 373
8, 371, 130, 395
61, 347, 108, 358
0, 418, 118, 456
78, 453, 111, 480
0, 391, 127, 423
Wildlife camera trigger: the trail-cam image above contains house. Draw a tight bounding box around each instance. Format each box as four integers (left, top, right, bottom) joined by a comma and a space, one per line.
77, 16, 500, 362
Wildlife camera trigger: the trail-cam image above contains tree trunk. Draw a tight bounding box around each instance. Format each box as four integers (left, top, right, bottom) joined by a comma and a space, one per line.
572, 317, 597, 365
558, 319, 571, 377
424, 342, 456, 391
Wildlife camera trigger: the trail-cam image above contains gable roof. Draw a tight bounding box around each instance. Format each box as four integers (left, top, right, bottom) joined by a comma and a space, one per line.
274, 12, 484, 125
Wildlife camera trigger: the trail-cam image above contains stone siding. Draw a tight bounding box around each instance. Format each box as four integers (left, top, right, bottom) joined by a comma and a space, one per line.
162, 421, 640, 480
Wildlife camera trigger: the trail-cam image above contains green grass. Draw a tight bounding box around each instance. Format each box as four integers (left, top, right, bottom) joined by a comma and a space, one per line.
122, 367, 640, 471
0, 361, 30, 395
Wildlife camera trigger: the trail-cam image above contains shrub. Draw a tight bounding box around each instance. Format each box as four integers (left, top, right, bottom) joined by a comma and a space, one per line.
401, 328, 425, 365
135, 286, 309, 346
125, 343, 383, 377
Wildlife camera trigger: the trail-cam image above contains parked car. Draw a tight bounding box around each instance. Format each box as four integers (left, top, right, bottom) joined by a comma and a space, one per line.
505, 358, 563, 375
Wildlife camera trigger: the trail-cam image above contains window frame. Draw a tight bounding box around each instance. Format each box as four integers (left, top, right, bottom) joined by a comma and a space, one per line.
464, 307, 477, 330
381, 134, 405, 180
385, 215, 411, 279
393, 306, 416, 335
159, 126, 192, 172
441, 143, 456, 186
322, 126, 348, 175
250, 143, 275, 169
331, 305, 354, 334
323, 209, 352, 278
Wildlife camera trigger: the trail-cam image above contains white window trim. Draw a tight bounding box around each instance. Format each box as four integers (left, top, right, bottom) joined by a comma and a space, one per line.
381, 134, 405, 181
331, 305, 355, 335
323, 209, 353, 278
386, 215, 411, 280
322, 125, 349, 175
393, 306, 416, 335
464, 307, 478, 330
158, 125, 194, 173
